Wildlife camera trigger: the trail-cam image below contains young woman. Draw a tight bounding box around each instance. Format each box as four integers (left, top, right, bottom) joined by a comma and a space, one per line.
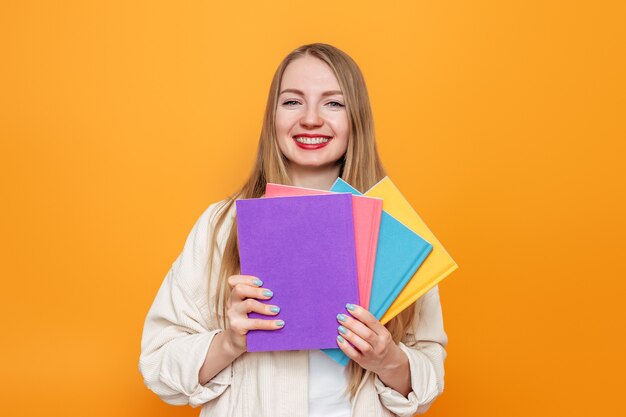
139, 43, 448, 417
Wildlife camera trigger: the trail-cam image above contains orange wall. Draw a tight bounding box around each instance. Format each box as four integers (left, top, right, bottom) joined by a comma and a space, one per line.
1, 1, 624, 416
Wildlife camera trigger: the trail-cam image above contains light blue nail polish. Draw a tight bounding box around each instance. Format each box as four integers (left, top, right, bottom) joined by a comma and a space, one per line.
346, 303, 356, 311
263, 290, 273, 297
338, 325, 347, 334
276, 320, 285, 327
337, 335, 345, 343
253, 278, 263, 286
270, 306, 280, 313
337, 313, 347, 322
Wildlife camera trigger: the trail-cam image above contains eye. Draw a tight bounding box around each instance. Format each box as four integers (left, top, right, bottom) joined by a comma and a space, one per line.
282, 100, 301, 106
327, 101, 345, 108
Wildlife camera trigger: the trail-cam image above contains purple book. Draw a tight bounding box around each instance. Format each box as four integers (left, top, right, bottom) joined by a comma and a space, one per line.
236, 193, 359, 352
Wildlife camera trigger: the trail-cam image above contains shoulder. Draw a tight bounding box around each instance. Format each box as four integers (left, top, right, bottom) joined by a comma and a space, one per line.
185, 198, 237, 250
169, 199, 236, 303
197, 198, 236, 233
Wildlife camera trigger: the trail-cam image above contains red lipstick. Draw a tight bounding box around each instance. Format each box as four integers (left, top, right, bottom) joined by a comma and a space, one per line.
292, 134, 333, 150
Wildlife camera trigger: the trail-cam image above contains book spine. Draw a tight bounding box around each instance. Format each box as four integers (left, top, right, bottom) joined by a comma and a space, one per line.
364, 202, 382, 310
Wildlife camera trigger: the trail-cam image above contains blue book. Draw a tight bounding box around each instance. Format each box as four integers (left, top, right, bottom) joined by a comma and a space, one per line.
323, 178, 433, 366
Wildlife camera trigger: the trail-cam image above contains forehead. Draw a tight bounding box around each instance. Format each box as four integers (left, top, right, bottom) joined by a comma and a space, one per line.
280, 55, 342, 93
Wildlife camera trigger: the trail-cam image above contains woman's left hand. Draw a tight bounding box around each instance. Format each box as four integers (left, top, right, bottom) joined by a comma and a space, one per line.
335, 304, 408, 379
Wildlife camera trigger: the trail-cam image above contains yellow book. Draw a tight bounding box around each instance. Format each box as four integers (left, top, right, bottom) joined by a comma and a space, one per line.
365, 177, 458, 325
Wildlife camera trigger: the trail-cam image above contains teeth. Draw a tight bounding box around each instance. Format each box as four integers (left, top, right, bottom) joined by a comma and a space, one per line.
294, 136, 330, 145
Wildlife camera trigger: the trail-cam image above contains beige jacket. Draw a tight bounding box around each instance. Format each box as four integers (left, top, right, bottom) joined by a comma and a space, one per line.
139, 200, 448, 417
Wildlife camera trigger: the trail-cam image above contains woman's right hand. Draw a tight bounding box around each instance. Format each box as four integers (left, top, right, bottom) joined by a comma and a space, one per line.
223, 274, 284, 356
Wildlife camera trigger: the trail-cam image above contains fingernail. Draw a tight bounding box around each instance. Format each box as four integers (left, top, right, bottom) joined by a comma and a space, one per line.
338, 325, 347, 334
337, 335, 345, 343
253, 278, 263, 286
276, 320, 285, 327
263, 290, 273, 297
270, 306, 280, 313
337, 313, 347, 322
346, 303, 356, 311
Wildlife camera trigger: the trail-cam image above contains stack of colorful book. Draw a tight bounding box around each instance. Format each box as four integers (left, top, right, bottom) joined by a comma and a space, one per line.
235, 177, 457, 365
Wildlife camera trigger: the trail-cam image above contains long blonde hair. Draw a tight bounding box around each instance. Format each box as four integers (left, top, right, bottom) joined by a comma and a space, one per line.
207, 43, 416, 397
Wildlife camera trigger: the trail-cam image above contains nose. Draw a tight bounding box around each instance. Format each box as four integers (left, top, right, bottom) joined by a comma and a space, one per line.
300, 105, 323, 128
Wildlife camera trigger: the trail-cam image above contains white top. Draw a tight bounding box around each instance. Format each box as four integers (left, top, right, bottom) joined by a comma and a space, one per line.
308, 350, 351, 417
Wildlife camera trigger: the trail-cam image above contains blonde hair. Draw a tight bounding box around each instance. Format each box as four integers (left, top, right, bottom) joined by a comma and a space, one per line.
207, 43, 416, 397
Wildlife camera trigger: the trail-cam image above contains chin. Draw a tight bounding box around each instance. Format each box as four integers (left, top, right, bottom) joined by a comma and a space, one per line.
289, 157, 344, 170
280, 143, 347, 171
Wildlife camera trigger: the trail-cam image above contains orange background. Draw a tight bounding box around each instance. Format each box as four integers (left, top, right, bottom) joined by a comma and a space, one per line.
1, 1, 625, 416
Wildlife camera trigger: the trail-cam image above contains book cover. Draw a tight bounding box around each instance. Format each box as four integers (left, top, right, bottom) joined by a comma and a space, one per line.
365, 177, 458, 325
236, 193, 360, 352
323, 178, 433, 366
265, 183, 382, 310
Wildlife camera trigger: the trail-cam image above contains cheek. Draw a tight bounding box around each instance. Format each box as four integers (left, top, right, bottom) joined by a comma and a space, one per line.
275, 110, 298, 134
331, 114, 350, 143
337, 136, 349, 155
275, 115, 293, 155
274, 119, 287, 137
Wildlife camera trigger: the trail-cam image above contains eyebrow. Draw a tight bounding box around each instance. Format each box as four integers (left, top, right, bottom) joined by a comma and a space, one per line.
279, 88, 343, 97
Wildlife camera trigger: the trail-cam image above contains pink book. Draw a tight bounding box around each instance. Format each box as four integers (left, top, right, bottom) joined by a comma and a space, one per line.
265, 183, 383, 309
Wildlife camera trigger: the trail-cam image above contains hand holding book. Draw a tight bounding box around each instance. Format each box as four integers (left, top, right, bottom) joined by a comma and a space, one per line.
222, 274, 284, 355
335, 303, 412, 397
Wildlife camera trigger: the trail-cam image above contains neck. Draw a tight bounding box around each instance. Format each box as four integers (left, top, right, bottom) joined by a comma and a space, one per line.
288, 162, 342, 191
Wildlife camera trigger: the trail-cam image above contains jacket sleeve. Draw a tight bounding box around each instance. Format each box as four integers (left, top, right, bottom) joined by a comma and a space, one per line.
138, 203, 232, 407
374, 285, 448, 417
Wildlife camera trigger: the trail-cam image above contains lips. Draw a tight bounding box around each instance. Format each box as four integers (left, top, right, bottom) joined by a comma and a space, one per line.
292, 134, 333, 150
294, 136, 330, 145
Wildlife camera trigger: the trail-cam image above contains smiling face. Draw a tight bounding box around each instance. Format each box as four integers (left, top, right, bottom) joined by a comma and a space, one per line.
275, 55, 350, 173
